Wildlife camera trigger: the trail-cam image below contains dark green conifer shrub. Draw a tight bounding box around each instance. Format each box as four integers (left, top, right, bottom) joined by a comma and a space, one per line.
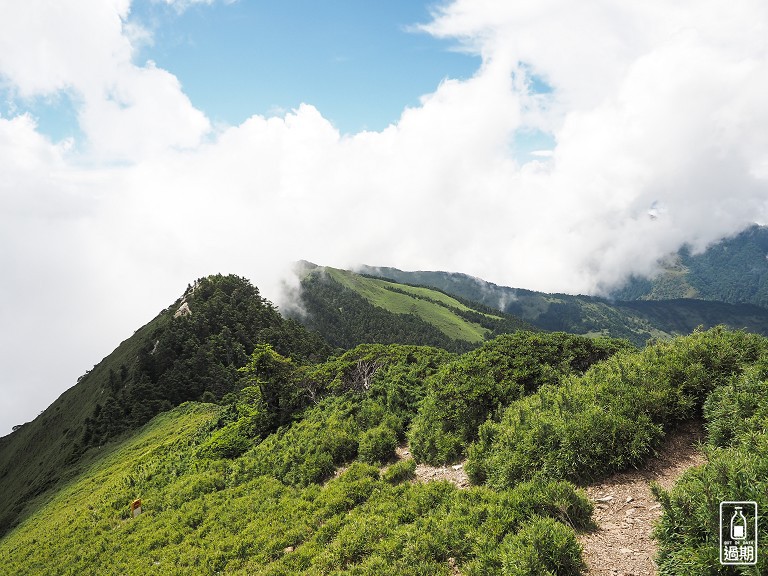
653, 360, 768, 574
500, 516, 585, 576
358, 424, 398, 465
466, 328, 766, 488
382, 459, 416, 484
410, 332, 632, 465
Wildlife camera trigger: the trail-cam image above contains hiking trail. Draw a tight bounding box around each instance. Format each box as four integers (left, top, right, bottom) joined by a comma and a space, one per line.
577, 421, 706, 575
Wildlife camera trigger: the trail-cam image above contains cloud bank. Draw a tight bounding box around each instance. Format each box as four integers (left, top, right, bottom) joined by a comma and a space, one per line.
2, 0, 768, 434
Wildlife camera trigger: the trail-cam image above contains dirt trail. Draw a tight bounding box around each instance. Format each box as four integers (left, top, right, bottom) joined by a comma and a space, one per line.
390, 444, 470, 488
577, 421, 706, 576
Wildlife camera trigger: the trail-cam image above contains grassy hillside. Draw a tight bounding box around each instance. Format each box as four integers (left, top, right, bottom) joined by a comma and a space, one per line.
0, 274, 329, 538
0, 337, 606, 575
0, 310, 167, 538
3, 328, 767, 574
358, 265, 768, 345
296, 264, 532, 352
326, 267, 495, 342
5, 263, 768, 574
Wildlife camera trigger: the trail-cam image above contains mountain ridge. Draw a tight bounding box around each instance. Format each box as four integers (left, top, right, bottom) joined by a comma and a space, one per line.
612, 224, 768, 306
3, 263, 768, 573
356, 264, 768, 345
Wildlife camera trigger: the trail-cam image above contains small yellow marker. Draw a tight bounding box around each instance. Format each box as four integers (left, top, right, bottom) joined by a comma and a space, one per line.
130, 499, 142, 518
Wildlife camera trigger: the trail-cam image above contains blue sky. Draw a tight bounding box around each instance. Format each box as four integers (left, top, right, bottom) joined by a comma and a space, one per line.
19, 1, 481, 140
135, 1, 480, 134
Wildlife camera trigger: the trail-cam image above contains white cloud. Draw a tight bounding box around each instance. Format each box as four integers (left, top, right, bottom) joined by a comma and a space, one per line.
0, 0, 209, 159
2, 0, 768, 434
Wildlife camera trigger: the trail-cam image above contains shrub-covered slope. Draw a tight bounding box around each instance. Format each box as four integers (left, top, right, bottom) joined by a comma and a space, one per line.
463, 328, 765, 488
0, 342, 595, 576
296, 264, 532, 352
653, 357, 768, 574
4, 268, 768, 574
0, 274, 329, 538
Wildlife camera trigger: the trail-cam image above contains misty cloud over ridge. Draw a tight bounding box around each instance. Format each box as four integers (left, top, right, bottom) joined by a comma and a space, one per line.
1, 0, 768, 435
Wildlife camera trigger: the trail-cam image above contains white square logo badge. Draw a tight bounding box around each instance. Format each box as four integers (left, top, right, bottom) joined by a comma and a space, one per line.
720, 501, 758, 565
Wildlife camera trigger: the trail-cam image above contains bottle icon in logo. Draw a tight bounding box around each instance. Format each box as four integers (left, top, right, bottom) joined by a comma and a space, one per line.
731, 506, 747, 540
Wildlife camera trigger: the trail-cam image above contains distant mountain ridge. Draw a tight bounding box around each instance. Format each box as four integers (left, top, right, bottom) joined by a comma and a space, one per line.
611, 224, 768, 306
294, 262, 533, 352
357, 261, 768, 346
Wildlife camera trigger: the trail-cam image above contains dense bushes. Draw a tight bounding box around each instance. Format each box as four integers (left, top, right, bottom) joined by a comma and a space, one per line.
0, 401, 594, 575
9, 308, 768, 575
382, 459, 416, 484
500, 516, 584, 576
358, 424, 398, 465
201, 343, 453, 477
653, 440, 768, 574
466, 328, 766, 488
652, 360, 768, 574
409, 332, 632, 464
82, 275, 332, 450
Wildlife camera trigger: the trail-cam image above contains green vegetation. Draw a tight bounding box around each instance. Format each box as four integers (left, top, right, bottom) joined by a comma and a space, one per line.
614, 224, 768, 308
296, 264, 532, 352
382, 459, 416, 484
83, 274, 330, 451
359, 264, 768, 345
0, 343, 593, 575
0, 274, 330, 538
6, 263, 768, 574
466, 328, 764, 488
652, 359, 768, 574
409, 332, 632, 464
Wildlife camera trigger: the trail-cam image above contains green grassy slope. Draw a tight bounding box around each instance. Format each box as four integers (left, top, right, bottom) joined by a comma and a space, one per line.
358, 265, 768, 345
0, 274, 330, 539
0, 340, 602, 576
3, 301, 768, 574
0, 402, 223, 575
0, 311, 168, 537
295, 264, 532, 352
4, 327, 767, 574
326, 267, 491, 343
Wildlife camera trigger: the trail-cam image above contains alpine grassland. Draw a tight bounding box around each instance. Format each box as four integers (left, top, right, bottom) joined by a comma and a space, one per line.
0, 340, 595, 575
359, 264, 768, 345
296, 264, 532, 351
4, 268, 768, 575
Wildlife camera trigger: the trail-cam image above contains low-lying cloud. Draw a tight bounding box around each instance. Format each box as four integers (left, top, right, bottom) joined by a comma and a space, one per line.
1, 0, 768, 434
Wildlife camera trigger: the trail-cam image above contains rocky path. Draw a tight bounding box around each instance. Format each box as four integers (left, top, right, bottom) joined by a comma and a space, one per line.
577, 422, 706, 576
392, 444, 471, 487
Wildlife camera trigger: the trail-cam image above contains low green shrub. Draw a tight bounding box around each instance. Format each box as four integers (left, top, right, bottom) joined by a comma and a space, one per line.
467, 328, 765, 488
703, 360, 768, 448
653, 438, 768, 574
0, 402, 596, 576
358, 424, 398, 465
466, 375, 666, 487
382, 459, 416, 484
654, 359, 768, 575
500, 516, 584, 576
409, 332, 632, 465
